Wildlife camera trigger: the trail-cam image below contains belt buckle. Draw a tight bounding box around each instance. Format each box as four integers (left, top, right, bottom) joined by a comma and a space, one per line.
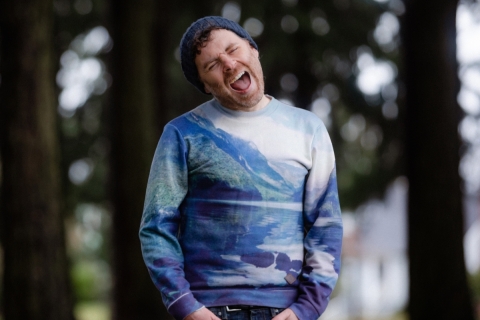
226, 306, 242, 312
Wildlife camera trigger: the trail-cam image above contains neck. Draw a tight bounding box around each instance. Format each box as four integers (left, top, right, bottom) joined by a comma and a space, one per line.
250, 95, 271, 111
219, 94, 271, 112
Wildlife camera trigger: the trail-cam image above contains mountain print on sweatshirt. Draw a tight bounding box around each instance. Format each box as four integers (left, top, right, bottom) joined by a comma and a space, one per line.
140, 97, 343, 320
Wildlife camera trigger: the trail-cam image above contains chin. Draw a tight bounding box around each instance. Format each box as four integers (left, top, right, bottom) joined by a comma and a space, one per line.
216, 89, 264, 110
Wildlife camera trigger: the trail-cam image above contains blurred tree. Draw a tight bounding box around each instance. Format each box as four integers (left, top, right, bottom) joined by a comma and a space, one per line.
53, 0, 114, 312
0, 0, 74, 319
107, 0, 172, 318
402, 0, 475, 318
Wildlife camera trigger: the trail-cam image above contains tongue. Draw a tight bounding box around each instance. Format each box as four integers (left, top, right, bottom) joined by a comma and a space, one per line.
230, 73, 251, 91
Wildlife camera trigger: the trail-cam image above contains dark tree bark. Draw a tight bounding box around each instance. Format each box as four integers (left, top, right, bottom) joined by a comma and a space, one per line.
153, 0, 176, 133
108, 0, 172, 318
0, 0, 74, 319
402, 0, 475, 318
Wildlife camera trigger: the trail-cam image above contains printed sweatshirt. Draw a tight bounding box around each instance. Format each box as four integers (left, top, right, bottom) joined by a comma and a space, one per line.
140, 97, 343, 320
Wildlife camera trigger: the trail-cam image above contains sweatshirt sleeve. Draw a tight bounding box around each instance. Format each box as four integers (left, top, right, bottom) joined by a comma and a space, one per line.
288, 123, 343, 320
139, 124, 204, 320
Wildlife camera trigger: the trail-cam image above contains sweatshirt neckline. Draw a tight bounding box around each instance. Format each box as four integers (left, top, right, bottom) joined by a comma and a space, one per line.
211, 96, 277, 118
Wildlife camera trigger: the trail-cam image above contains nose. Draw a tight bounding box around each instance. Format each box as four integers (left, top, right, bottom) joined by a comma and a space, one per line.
219, 54, 236, 72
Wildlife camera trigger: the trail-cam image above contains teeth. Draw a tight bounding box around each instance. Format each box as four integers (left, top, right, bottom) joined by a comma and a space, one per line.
230, 71, 245, 84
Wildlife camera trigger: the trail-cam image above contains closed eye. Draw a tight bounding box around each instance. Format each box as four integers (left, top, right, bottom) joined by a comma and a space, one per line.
207, 62, 218, 71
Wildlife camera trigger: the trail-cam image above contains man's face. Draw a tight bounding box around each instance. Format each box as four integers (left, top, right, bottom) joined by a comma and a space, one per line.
195, 29, 266, 111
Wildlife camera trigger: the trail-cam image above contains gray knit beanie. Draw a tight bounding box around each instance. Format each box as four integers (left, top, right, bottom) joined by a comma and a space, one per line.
180, 16, 258, 94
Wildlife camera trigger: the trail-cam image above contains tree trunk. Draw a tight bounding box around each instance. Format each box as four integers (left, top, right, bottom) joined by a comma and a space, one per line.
401, 0, 475, 318
108, 0, 172, 318
0, 0, 74, 319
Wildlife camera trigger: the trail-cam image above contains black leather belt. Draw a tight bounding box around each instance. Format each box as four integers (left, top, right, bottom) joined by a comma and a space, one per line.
225, 305, 266, 311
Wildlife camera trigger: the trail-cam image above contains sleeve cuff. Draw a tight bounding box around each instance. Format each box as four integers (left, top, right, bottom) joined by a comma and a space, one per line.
167, 292, 204, 320
288, 300, 322, 320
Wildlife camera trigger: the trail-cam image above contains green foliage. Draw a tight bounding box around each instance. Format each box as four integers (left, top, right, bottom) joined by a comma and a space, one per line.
469, 269, 480, 304
161, 0, 404, 209
71, 260, 111, 302
52, 0, 405, 312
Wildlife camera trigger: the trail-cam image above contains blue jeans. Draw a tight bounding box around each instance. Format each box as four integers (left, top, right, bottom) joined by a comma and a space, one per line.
207, 306, 285, 320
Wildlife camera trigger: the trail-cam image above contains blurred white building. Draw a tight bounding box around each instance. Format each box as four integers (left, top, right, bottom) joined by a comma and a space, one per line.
322, 177, 480, 320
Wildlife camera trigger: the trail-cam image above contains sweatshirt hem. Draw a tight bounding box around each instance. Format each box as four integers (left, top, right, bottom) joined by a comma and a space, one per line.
191, 287, 298, 308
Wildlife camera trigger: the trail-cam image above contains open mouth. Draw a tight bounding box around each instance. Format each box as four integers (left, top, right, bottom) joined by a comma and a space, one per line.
229, 71, 251, 92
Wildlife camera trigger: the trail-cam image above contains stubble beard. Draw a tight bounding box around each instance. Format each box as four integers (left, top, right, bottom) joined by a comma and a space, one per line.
204, 55, 265, 111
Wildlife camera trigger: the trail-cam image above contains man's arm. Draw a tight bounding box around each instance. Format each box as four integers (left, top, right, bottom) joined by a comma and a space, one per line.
288, 123, 343, 320
139, 124, 204, 320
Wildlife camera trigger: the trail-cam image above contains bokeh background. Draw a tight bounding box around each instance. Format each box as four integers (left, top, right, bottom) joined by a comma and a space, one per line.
1, 0, 480, 319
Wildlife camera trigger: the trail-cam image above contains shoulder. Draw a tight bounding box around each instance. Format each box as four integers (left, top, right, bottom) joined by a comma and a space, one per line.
165, 100, 215, 131
271, 98, 326, 132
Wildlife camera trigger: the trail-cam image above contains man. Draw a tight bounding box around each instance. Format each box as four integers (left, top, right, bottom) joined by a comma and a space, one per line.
140, 16, 343, 320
